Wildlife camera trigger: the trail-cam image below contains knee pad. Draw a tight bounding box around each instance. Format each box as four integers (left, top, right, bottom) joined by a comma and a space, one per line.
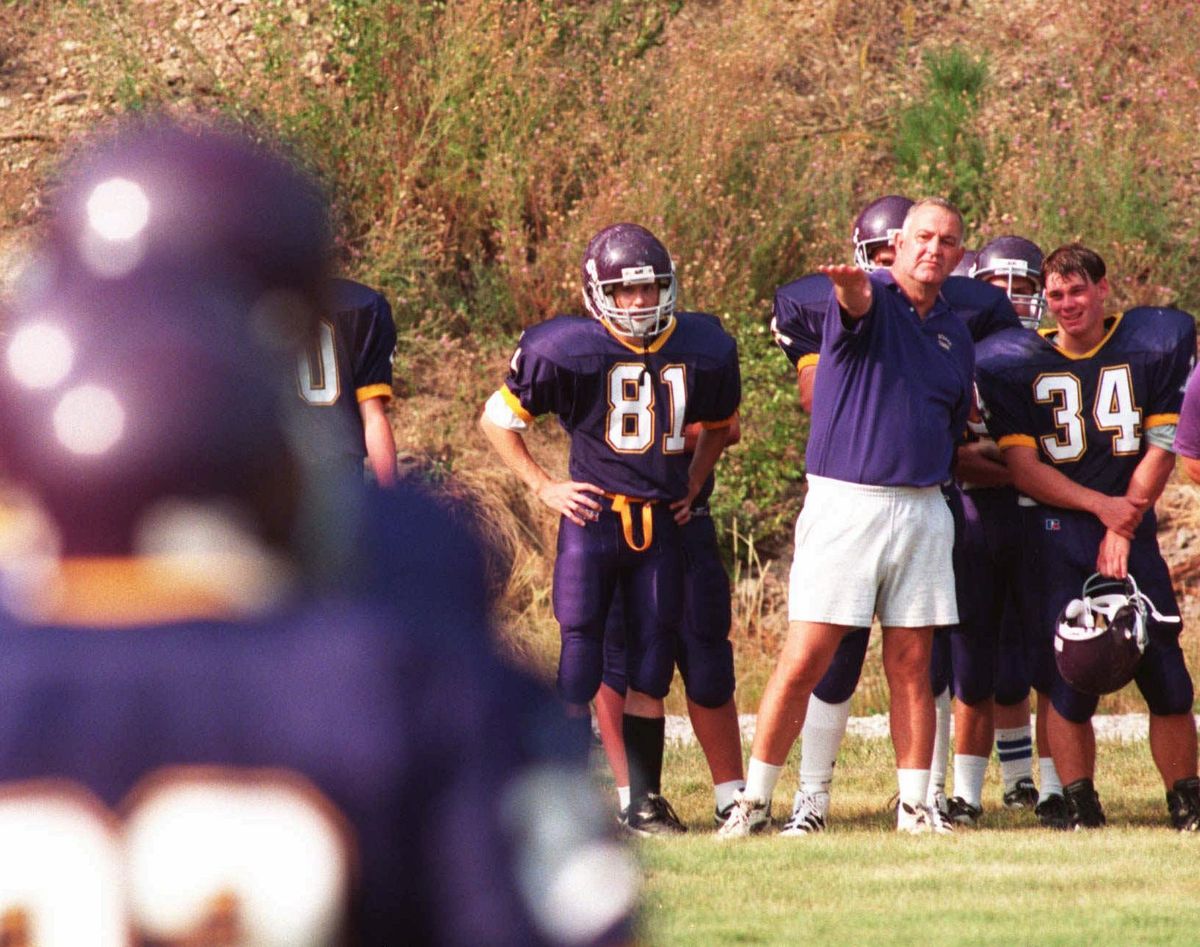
679, 640, 735, 708
813, 628, 869, 704
1050, 679, 1100, 724
556, 628, 604, 705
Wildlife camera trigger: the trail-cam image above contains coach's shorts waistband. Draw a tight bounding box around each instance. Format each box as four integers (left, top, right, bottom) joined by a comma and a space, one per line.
805, 473, 943, 499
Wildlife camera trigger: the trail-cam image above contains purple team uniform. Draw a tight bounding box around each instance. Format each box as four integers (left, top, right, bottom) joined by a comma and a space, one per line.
295, 278, 397, 478
0, 484, 627, 946
976, 308, 1196, 722
500, 313, 740, 704
602, 470, 735, 709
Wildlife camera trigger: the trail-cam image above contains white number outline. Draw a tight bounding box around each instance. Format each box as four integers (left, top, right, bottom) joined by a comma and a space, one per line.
1033, 367, 1142, 463
603, 363, 689, 455
297, 320, 340, 406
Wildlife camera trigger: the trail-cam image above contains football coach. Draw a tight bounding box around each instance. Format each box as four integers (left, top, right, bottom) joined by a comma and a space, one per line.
721, 197, 974, 836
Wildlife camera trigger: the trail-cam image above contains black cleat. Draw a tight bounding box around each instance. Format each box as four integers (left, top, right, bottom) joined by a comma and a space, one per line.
1035, 793, 1069, 830
1064, 779, 1106, 830
1003, 777, 1039, 810
1167, 776, 1200, 832
625, 793, 687, 836
948, 796, 982, 827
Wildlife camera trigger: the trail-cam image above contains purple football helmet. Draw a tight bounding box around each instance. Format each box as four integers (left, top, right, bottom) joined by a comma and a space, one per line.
1054, 573, 1179, 696
951, 249, 978, 278
581, 223, 676, 339
852, 195, 914, 270
0, 118, 329, 558
972, 235, 1046, 329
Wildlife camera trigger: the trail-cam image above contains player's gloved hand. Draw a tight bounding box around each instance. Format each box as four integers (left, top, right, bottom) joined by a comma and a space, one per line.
536, 480, 603, 526
1093, 494, 1148, 539
1096, 529, 1131, 579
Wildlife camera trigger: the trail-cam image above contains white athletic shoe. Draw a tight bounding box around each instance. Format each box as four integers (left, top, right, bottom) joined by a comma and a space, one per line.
779, 790, 829, 836
928, 789, 949, 816
716, 791, 769, 839
897, 800, 954, 835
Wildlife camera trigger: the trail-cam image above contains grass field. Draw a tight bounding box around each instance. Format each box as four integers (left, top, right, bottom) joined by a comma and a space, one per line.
624, 733, 1200, 945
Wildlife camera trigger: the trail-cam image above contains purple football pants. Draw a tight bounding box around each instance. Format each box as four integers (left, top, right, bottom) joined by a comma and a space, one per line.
601, 511, 735, 708
553, 499, 683, 704
1019, 505, 1192, 723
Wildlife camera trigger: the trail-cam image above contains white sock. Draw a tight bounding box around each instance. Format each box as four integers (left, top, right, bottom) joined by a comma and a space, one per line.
898, 768, 931, 808
996, 725, 1034, 790
617, 785, 630, 810
714, 779, 744, 813
930, 687, 952, 794
744, 758, 784, 804
799, 695, 851, 794
953, 754, 989, 808
1038, 757, 1063, 801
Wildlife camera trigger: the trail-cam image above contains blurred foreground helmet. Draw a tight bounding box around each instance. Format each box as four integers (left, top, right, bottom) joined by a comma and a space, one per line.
0, 117, 331, 557
973, 235, 1046, 329
1054, 573, 1179, 695
851, 195, 913, 271
581, 223, 676, 340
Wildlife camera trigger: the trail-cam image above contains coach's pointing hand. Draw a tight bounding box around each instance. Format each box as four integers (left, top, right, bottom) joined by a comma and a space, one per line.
818, 264, 873, 319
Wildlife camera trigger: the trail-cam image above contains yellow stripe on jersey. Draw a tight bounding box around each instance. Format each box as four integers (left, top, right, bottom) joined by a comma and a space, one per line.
1146, 413, 1180, 429
355, 383, 392, 404
796, 353, 819, 373
499, 386, 534, 424
997, 434, 1038, 450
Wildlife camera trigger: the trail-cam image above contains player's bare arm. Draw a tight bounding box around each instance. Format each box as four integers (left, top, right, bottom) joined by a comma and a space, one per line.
954, 441, 1012, 488
1095, 443, 1177, 578
797, 364, 816, 413
671, 423, 734, 524
359, 397, 399, 488
1003, 444, 1146, 538
479, 415, 603, 526
818, 264, 872, 319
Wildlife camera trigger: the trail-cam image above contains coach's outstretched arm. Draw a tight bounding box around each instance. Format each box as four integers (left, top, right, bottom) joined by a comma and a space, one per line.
818, 264, 873, 320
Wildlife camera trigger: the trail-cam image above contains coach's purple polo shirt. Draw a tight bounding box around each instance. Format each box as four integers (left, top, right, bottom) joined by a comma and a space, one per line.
805, 269, 974, 487
1174, 364, 1200, 459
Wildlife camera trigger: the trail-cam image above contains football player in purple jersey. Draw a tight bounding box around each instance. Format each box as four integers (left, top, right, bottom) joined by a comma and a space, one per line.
296, 278, 399, 487
722, 198, 974, 837
0, 117, 639, 943
976, 243, 1200, 831
767, 196, 1021, 834
481, 223, 741, 835
940, 235, 1059, 827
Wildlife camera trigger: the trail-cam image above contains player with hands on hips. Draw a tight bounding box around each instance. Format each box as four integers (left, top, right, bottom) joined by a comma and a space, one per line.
481, 223, 741, 836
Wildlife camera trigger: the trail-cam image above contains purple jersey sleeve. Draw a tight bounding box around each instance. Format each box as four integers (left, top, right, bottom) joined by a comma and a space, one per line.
771, 274, 831, 370
348, 286, 397, 401
1136, 307, 1197, 425
942, 276, 1023, 342
974, 327, 1043, 448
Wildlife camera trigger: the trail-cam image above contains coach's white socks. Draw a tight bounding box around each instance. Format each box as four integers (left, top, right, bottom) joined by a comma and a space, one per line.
744, 759, 783, 804
898, 768, 931, 809
1039, 756, 1063, 801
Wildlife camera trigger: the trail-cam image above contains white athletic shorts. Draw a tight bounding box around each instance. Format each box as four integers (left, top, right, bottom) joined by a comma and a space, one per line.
787, 474, 958, 628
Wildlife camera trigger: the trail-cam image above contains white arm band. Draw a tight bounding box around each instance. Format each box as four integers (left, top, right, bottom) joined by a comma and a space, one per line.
1146, 423, 1177, 452
484, 390, 529, 431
